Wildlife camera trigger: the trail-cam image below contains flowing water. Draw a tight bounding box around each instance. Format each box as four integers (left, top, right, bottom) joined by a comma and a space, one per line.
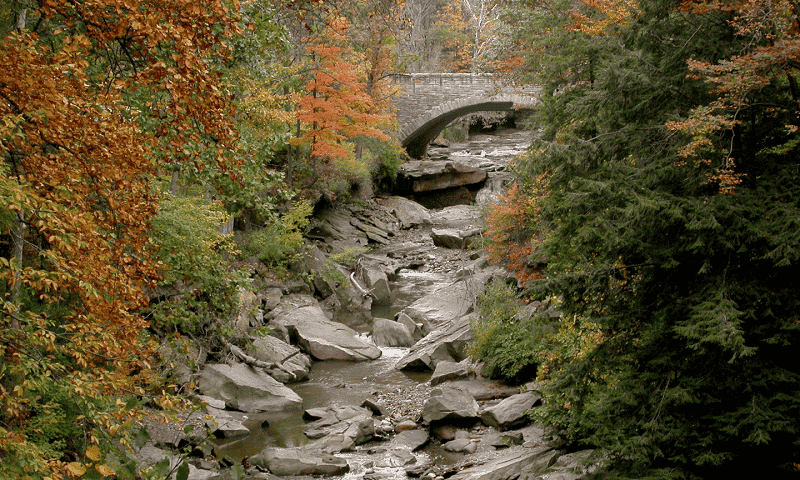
213, 128, 533, 478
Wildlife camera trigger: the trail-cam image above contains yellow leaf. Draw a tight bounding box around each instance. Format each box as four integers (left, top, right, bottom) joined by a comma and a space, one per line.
85, 445, 101, 462
95, 464, 116, 476
67, 462, 87, 477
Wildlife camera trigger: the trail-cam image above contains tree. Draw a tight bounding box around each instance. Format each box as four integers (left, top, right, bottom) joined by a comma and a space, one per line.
434, 0, 502, 71
401, 0, 447, 71
0, 1, 240, 476
291, 17, 395, 197
487, 0, 800, 476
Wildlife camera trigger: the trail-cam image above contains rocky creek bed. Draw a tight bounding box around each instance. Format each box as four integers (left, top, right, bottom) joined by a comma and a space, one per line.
122, 130, 601, 480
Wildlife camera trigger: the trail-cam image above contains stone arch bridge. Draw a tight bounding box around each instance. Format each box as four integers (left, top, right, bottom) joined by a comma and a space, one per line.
390, 73, 541, 158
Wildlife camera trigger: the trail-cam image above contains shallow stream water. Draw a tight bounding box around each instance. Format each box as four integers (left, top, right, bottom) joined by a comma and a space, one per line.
213, 128, 533, 478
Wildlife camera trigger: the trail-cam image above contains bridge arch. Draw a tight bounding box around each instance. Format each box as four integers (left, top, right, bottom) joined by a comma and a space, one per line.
390, 74, 540, 158
399, 94, 537, 158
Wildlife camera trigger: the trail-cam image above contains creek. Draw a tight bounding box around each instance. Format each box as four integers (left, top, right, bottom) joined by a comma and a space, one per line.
212, 127, 533, 479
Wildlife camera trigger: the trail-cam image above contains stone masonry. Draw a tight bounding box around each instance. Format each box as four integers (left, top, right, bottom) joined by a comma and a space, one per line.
390, 73, 541, 158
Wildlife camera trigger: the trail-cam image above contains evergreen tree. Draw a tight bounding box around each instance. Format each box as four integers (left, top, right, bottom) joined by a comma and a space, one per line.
492, 0, 800, 476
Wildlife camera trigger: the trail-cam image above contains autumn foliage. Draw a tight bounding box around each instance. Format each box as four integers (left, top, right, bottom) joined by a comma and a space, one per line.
485, 178, 548, 285
0, 1, 240, 477
289, 16, 396, 195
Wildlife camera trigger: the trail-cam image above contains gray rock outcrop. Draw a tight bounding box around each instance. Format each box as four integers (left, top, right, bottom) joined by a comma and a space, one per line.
270, 305, 381, 361
398, 161, 487, 193
392, 429, 430, 451
198, 363, 303, 413
302, 405, 375, 453
357, 258, 393, 306
204, 406, 250, 439
534, 449, 598, 480
431, 205, 485, 228
396, 312, 425, 341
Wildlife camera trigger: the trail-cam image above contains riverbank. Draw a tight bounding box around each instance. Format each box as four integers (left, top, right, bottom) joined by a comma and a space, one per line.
117, 129, 603, 480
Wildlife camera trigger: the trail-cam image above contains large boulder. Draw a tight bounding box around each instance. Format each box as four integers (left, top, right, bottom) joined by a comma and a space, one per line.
400, 277, 485, 331
299, 246, 337, 299
357, 261, 392, 306
372, 318, 415, 348
395, 314, 474, 371
198, 363, 303, 413
249, 448, 350, 476
447, 447, 560, 480
392, 429, 430, 451
398, 161, 487, 193
270, 305, 381, 361
246, 334, 311, 383
430, 227, 484, 249
421, 385, 480, 425
302, 405, 375, 453
311, 202, 394, 253
480, 392, 542, 431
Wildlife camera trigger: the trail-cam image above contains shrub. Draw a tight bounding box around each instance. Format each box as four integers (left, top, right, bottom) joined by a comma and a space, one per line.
148, 194, 250, 335
244, 199, 313, 272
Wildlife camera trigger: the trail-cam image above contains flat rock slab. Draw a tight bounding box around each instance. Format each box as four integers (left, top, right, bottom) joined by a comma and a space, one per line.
250, 447, 350, 476
375, 449, 417, 468
431, 205, 485, 228
198, 363, 303, 413
447, 379, 521, 401
398, 161, 487, 193
537, 449, 598, 480
448, 446, 560, 480
271, 305, 381, 361
443, 438, 478, 454
205, 406, 250, 439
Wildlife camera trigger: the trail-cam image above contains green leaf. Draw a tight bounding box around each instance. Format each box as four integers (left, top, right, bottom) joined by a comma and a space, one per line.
176, 461, 190, 480
82, 468, 103, 480
133, 427, 150, 450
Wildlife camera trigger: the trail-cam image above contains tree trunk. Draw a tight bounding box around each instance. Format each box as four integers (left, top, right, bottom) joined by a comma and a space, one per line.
10, 208, 25, 329
15, 6, 27, 33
